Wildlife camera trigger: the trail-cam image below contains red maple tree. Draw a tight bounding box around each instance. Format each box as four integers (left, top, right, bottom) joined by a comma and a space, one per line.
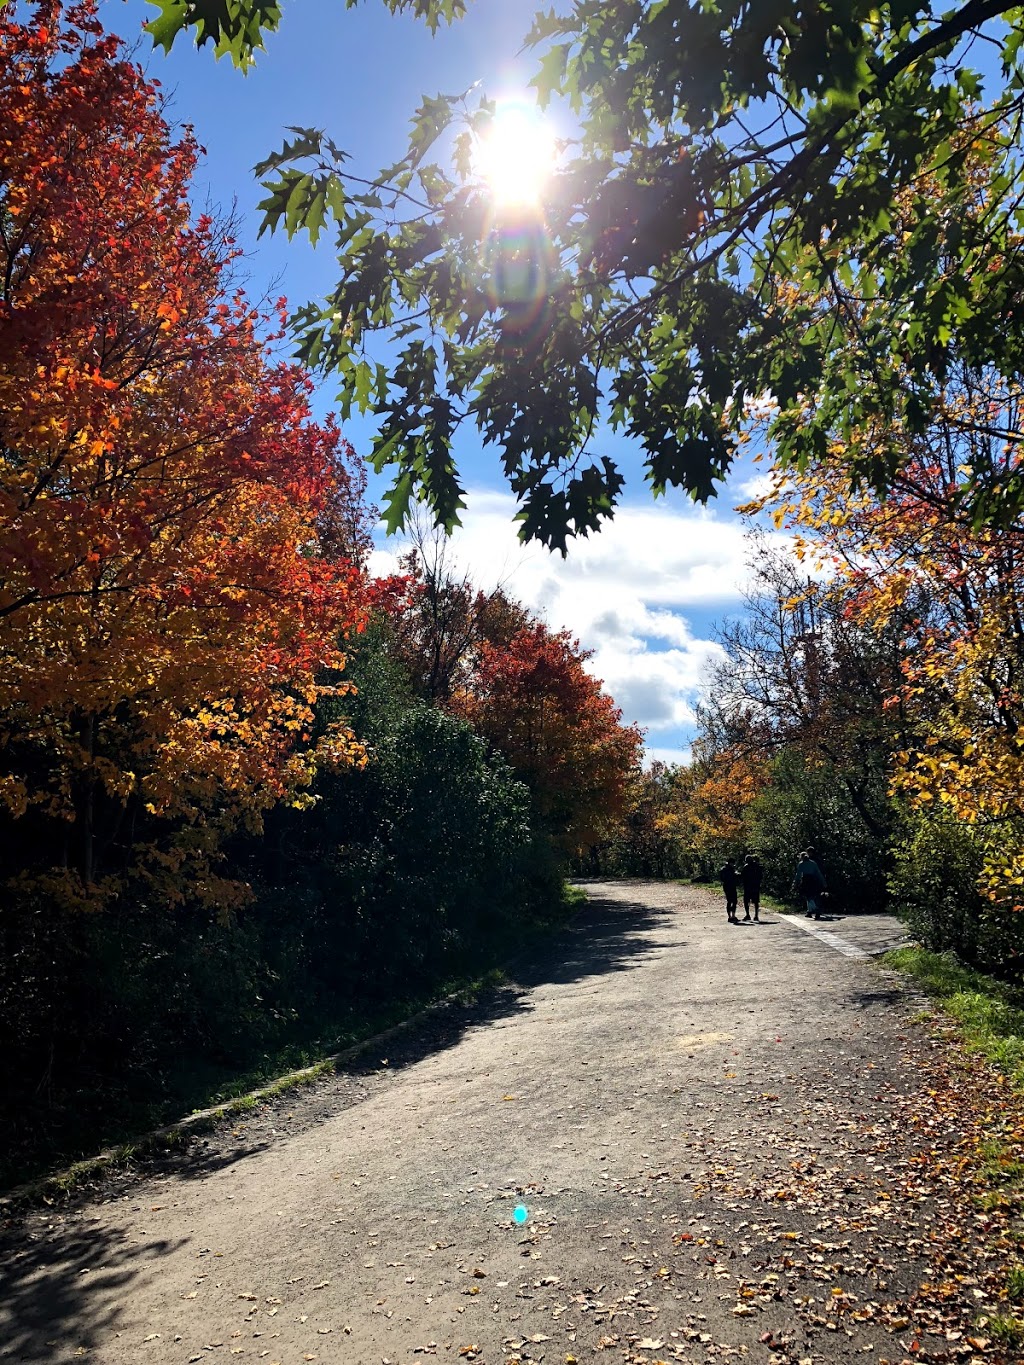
0, 3, 371, 907
451, 621, 644, 856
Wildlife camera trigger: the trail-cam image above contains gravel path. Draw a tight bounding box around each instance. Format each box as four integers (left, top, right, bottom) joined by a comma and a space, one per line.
4, 880, 1005, 1365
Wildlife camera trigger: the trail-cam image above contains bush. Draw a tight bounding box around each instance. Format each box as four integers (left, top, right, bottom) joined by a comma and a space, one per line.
889, 808, 1024, 981
282, 704, 536, 992
889, 808, 985, 962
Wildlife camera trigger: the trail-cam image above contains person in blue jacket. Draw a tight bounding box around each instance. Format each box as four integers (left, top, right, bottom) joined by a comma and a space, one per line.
792, 850, 826, 919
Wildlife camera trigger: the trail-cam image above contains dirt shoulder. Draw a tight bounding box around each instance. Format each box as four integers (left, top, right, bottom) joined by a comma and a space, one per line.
2, 881, 1022, 1364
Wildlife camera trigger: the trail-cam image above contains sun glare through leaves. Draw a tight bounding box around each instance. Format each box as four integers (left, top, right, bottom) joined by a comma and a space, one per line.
474, 100, 556, 207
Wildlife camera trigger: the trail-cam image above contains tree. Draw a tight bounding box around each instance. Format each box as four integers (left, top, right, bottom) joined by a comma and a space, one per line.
701, 540, 904, 844
586, 761, 690, 878
450, 620, 644, 857
375, 516, 524, 704
0, 3, 371, 909
756, 358, 1024, 964
149, 0, 1024, 548
668, 742, 767, 876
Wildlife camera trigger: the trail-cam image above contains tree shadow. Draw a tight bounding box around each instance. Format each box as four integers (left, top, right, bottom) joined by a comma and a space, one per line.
0, 1218, 187, 1362
512, 892, 678, 991
115, 889, 680, 1189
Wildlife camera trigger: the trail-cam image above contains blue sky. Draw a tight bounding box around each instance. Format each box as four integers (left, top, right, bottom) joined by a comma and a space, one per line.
101, 0, 772, 763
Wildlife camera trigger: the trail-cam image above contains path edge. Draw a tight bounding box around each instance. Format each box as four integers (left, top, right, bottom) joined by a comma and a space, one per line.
1, 891, 591, 1216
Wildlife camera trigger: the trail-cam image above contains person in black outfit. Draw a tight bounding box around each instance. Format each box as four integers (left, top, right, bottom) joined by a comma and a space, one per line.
741, 854, 762, 922
719, 858, 739, 923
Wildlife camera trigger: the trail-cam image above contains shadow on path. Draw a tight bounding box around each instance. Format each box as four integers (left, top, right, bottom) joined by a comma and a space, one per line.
8, 889, 679, 1202
0, 887, 678, 1355
0, 1220, 186, 1362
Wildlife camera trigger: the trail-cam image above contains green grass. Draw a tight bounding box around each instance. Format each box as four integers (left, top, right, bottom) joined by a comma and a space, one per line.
883, 946, 1024, 1088
986, 1312, 1024, 1350
1006, 1266, 1024, 1303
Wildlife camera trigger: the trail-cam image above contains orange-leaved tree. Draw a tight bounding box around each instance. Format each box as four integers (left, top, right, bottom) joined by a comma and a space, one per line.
0, 2, 370, 909
450, 620, 644, 858
658, 741, 768, 876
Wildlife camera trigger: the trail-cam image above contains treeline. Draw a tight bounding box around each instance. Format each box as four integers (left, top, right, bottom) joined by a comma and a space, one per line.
608, 458, 1024, 983
0, 10, 641, 1185
603, 363, 1024, 983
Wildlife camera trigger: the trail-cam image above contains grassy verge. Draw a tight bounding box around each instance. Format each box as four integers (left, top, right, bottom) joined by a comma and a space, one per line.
883, 945, 1024, 1350
1, 882, 587, 1201
883, 945, 1024, 1088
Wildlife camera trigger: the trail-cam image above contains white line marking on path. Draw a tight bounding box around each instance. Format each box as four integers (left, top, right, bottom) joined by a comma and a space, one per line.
776, 914, 870, 958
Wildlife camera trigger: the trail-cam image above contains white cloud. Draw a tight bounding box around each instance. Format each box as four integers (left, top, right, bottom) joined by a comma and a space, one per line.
644, 744, 693, 769
371, 489, 784, 755
732, 471, 777, 503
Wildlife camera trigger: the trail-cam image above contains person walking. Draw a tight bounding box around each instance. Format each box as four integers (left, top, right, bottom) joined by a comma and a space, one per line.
719, 858, 740, 923
741, 854, 762, 922
792, 849, 826, 919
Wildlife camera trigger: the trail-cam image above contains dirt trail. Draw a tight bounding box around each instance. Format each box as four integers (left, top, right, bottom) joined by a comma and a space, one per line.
2, 882, 1007, 1365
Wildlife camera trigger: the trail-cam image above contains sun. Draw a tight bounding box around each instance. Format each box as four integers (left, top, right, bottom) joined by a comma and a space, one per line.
475, 100, 556, 207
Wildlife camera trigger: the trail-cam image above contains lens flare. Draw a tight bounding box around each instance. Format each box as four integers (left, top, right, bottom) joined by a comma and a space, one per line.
513, 1204, 529, 1225
480, 211, 555, 337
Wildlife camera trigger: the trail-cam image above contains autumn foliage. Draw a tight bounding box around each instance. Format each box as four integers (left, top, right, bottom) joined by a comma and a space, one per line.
0, 3, 369, 908
450, 620, 643, 856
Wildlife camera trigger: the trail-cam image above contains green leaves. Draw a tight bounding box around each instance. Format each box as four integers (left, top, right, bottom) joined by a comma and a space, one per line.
408, 93, 457, 166
195, 0, 1024, 543
146, 0, 282, 68
252, 129, 350, 246
345, 0, 469, 35
147, 0, 467, 66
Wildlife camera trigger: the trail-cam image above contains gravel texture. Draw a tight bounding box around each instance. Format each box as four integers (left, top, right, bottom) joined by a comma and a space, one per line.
7, 879, 1010, 1365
